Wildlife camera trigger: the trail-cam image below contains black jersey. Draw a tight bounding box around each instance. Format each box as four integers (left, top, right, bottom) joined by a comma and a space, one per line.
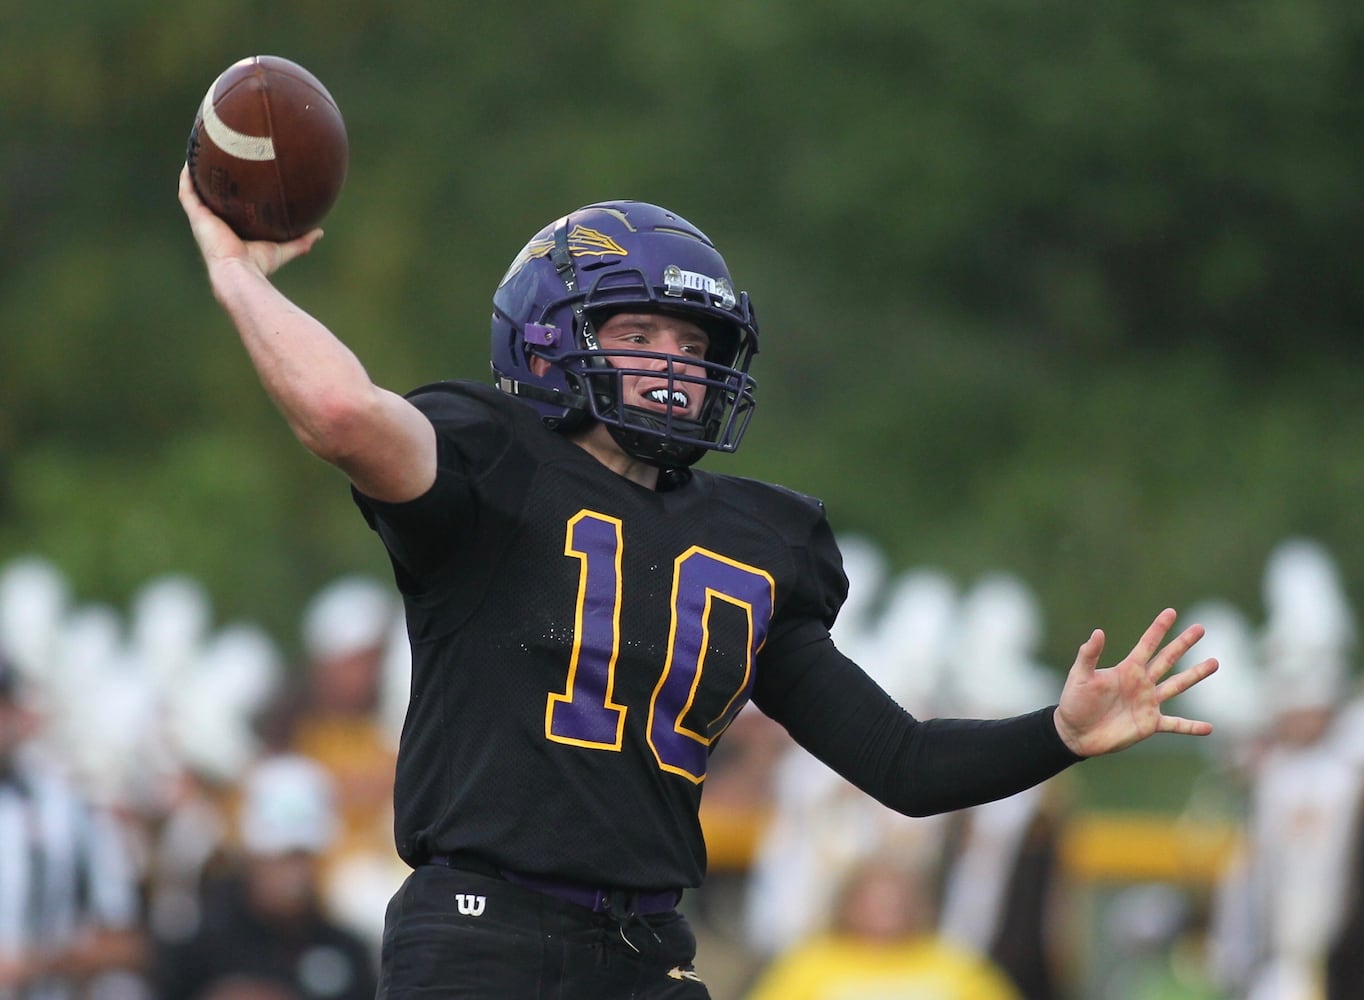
355, 381, 1082, 892
353, 381, 848, 890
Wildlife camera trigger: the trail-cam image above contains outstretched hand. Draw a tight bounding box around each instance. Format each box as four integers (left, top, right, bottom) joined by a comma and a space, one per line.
177, 164, 322, 278
1053, 608, 1218, 758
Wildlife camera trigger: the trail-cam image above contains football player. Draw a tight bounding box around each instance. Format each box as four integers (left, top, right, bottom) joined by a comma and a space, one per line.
178, 167, 1219, 1000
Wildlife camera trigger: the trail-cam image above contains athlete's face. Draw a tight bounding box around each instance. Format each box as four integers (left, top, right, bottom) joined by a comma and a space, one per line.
594, 311, 710, 421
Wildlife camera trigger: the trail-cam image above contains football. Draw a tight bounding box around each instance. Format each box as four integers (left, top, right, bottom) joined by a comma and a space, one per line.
187, 56, 349, 242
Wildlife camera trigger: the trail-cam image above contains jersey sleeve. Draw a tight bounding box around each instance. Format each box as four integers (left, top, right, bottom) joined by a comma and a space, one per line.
755, 633, 1082, 816
350, 384, 513, 584
761, 492, 849, 651
751, 504, 1080, 815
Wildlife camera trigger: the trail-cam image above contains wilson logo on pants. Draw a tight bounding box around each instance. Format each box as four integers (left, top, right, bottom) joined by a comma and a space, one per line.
455, 893, 487, 917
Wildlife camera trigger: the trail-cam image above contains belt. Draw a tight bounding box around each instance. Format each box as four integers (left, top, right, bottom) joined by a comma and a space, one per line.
427, 853, 681, 916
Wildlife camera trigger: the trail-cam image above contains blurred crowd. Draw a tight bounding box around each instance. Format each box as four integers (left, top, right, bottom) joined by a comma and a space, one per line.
0, 562, 401, 1000
0, 535, 1361, 1000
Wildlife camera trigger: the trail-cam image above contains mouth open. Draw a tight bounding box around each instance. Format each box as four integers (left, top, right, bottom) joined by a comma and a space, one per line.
643, 387, 692, 410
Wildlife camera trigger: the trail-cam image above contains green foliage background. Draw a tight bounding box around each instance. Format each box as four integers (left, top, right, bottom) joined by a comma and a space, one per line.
3, 1, 1363, 672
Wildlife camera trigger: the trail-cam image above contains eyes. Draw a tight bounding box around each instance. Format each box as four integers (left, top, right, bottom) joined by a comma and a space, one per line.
599, 319, 709, 357
618, 333, 704, 354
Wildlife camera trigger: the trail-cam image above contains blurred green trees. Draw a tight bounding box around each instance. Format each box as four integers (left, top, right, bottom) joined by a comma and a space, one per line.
3, 1, 1363, 661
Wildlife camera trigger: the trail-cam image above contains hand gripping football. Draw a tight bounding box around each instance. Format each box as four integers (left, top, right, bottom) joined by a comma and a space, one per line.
187, 55, 348, 241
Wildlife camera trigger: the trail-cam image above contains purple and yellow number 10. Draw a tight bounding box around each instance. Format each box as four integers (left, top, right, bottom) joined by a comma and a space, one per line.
546, 510, 775, 783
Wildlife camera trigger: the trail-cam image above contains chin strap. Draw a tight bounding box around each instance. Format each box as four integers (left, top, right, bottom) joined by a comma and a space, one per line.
494, 374, 592, 433
495, 374, 585, 408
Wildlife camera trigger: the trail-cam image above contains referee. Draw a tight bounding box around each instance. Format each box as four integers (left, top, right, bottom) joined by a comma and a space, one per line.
0, 654, 147, 1000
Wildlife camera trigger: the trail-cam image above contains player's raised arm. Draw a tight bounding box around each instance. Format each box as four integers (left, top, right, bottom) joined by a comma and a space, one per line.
177, 165, 436, 502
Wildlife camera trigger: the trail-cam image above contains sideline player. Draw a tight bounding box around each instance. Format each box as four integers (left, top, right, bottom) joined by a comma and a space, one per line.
178, 167, 1218, 1000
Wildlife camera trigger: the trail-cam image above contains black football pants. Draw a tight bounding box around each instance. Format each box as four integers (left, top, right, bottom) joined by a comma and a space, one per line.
376, 864, 711, 999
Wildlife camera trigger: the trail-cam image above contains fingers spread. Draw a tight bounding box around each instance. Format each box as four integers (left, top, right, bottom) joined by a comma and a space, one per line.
1155, 657, 1219, 702
1147, 623, 1208, 682
1130, 608, 1178, 664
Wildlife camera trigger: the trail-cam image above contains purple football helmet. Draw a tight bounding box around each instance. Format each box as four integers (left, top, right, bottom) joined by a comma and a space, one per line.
491, 201, 759, 469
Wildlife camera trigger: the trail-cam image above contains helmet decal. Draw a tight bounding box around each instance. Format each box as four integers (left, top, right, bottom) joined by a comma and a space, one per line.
499, 224, 631, 288
563, 225, 630, 257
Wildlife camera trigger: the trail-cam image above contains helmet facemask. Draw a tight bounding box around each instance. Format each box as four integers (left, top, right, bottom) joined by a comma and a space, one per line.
558, 323, 757, 469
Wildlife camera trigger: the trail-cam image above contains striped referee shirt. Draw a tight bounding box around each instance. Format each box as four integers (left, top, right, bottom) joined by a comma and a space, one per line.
0, 745, 140, 1000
